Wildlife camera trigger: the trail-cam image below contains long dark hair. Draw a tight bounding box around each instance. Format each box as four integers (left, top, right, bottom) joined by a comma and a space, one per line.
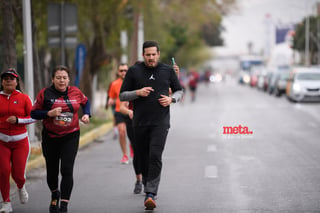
0, 68, 22, 92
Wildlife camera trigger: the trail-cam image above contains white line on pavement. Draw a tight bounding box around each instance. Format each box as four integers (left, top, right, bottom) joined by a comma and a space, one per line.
205, 165, 218, 178
207, 145, 217, 152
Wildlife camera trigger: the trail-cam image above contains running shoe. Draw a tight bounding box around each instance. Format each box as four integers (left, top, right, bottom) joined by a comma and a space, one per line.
144, 193, 156, 210
0, 202, 12, 213
18, 185, 29, 204
121, 155, 129, 164
59, 203, 68, 213
133, 180, 143, 194
49, 191, 60, 213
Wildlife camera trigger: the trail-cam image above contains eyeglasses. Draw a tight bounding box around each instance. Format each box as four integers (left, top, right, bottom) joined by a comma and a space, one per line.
119, 70, 128, 73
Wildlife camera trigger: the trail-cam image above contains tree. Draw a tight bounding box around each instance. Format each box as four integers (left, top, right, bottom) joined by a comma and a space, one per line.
1, 0, 236, 97
29, 0, 130, 100
292, 16, 320, 65
1, 0, 18, 71
141, 0, 236, 67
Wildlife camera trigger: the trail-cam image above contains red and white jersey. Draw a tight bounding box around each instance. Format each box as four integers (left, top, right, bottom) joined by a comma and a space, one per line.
0, 90, 35, 142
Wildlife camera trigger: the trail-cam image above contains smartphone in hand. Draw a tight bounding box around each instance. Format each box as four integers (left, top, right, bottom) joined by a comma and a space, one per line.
171, 57, 176, 65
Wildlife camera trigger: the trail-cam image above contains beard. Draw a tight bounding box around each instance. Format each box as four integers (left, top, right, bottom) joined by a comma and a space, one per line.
145, 60, 157, 68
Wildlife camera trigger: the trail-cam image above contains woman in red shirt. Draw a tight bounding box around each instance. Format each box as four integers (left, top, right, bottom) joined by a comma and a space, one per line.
0, 68, 35, 213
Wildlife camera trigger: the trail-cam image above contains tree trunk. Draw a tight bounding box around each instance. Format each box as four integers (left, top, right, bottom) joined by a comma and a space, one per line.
1, 0, 17, 71
80, 14, 111, 102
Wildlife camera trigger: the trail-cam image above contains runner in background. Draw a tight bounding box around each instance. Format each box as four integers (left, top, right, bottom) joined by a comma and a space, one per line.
105, 79, 118, 140
188, 68, 200, 102
119, 101, 142, 194
108, 64, 130, 164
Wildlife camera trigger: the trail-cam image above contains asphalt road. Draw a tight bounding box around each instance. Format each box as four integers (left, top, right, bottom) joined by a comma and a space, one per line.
8, 78, 320, 213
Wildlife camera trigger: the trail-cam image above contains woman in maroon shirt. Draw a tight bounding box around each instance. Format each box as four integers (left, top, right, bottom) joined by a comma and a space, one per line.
31, 65, 90, 213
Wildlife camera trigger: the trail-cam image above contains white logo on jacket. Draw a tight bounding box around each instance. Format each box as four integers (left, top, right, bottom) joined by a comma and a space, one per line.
149, 74, 155, 80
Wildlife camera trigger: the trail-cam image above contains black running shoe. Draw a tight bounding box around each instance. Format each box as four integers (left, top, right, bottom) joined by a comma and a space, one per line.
49, 191, 60, 213
59, 201, 68, 213
49, 199, 59, 213
134, 180, 143, 194
144, 193, 156, 210
59, 205, 68, 213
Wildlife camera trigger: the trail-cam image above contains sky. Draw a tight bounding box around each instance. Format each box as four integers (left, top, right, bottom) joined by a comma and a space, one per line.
218, 0, 320, 55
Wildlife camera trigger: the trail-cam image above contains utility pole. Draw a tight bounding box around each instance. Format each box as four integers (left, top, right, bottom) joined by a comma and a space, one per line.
129, 5, 144, 65
305, 15, 310, 66
121, 30, 128, 63
137, 13, 144, 62
22, 0, 36, 141
264, 14, 272, 61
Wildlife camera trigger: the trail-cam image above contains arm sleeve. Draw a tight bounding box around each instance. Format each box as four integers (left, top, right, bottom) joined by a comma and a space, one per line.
30, 110, 50, 120
119, 91, 139, 101
171, 90, 184, 103
169, 68, 184, 102
31, 89, 49, 120
171, 67, 182, 89
81, 100, 91, 117
119, 68, 139, 101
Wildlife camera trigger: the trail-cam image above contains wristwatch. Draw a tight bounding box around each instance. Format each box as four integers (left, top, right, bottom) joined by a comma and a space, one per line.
171, 97, 176, 103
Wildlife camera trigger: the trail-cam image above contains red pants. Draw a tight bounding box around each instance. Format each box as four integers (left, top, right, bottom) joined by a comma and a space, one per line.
0, 137, 30, 202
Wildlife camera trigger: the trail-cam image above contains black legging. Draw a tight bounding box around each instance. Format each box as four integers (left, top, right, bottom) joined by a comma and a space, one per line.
133, 125, 169, 195
42, 130, 79, 200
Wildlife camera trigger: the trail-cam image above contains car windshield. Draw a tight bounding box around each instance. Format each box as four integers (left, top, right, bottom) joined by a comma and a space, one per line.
279, 72, 290, 80
296, 73, 320, 80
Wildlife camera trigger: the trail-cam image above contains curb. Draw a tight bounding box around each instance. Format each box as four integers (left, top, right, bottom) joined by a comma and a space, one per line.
25, 122, 113, 172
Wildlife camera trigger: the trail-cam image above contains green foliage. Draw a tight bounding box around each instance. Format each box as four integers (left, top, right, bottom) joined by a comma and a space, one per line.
292, 21, 305, 51
293, 16, 320, 64
141, 0, 231, 69
2, 0, 235, 86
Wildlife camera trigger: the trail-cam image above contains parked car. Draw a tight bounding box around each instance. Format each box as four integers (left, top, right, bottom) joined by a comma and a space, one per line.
268, 66, 290, 95
262, 71, 273, 92
274, 71, 290, 96
267, 72, 277, 94
257, 72, 266, 90
238, 70, 250, 85
250, 66, 266, 87
286, 67, 320, 102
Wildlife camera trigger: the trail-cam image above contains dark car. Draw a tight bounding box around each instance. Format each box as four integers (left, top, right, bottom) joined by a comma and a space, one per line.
274, 71, 290, 96
267, 66, 290, 95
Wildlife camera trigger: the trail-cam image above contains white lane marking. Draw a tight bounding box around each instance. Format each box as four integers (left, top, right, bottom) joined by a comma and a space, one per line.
205, 165, 218, 178
207, 145, 217, 152
239, 155, 255, 161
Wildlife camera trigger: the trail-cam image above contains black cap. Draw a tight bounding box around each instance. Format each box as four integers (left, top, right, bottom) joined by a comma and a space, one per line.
1, 68, 18, 78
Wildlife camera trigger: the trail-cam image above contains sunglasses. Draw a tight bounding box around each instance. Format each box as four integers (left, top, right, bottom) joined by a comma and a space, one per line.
119, 69, 128, 73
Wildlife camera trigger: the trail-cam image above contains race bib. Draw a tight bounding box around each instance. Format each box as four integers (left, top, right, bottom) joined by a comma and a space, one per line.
53, 112, 73, 126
